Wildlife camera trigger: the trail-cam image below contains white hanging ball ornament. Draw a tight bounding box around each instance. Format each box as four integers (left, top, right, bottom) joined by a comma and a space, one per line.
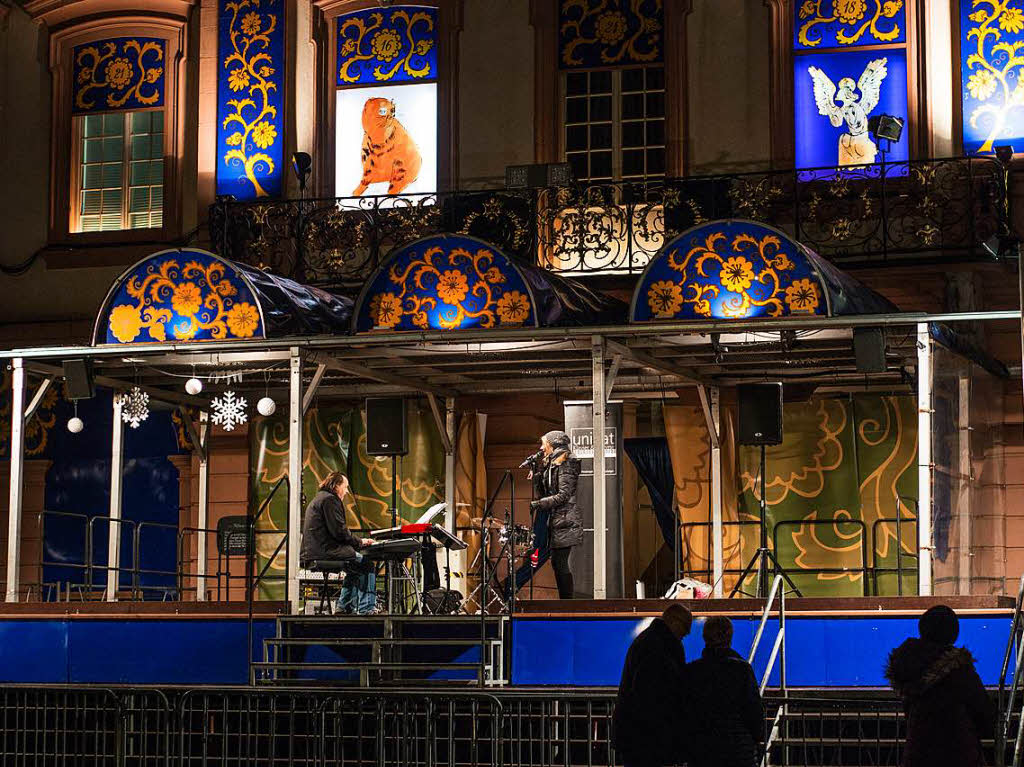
257, 396, 276, 417
67, 416, 84, 434
185, 378, 203, 396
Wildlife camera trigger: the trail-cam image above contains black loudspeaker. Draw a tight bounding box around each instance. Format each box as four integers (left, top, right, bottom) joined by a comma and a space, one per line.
63, 359, 95, 400
853, 327, 887, 373
737, 383, 783, 446
366, 397, 408, 456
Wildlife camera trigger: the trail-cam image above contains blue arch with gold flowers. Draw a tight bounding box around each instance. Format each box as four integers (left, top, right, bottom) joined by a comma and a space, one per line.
630, 219, 895, 323
354, 234, 627, 333
94, 248, 353, 345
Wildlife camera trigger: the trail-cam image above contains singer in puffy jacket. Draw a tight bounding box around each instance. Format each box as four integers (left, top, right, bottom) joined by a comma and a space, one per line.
529, 430, 582, 599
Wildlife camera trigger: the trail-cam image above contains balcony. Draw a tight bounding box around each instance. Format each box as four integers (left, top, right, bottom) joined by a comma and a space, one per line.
209, 156, 1013, 291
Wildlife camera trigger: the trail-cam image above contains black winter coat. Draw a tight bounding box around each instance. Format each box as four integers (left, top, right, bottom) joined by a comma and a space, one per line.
535, 453, 583, 549
684, 647, 763, 767
612, 618, 688, 766
300, 490, 361, 566
885, 639, 994, 767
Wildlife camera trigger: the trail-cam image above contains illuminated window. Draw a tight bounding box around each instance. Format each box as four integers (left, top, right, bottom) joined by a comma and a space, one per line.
559, 1, 665, 182
959, 1, 1024, 155
792, 1, 910, 173
334, 6, 439, 199
75, 110, 164, 232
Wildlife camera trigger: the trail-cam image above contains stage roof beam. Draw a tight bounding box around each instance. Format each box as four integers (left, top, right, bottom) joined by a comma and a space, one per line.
305, 351, 453, 398
23, 377, 54, 422
427, 393, 453, 454
26, 362, 203, 408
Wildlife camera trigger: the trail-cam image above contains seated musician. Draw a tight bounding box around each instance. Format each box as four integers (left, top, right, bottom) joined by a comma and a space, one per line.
300, 471, 378, 615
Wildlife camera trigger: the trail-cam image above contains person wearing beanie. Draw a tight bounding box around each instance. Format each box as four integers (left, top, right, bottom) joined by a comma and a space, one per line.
683, 616, 763, 767
884, 605, 994, 767
613, 605, 693, 767
528, 429, 582, 599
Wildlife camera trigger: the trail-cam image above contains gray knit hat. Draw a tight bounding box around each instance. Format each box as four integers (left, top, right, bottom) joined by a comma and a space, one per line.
542, 430, 571, 450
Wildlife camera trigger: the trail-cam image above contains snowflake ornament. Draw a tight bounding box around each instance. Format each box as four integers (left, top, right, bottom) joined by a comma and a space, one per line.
211, 390, 248, 432
119, 387, 150, 429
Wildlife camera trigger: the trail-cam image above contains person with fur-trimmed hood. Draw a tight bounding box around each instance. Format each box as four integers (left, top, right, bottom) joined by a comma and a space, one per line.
884, 605, 994, 767
529, 430, 582, 599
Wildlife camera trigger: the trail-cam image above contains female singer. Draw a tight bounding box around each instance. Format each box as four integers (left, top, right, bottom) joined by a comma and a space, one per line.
530, 430, 582, 599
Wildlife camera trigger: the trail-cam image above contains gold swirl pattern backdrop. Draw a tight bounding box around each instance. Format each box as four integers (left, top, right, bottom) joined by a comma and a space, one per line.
795, 0, 905, 49
250, 401, 444, 599
559, 0, 664, 69
336, 6, 437, 85
73, 37, 165, 114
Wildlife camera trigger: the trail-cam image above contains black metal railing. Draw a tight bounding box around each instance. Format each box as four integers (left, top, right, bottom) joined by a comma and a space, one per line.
5, 685, 998, 767
210, 156, 1012, 288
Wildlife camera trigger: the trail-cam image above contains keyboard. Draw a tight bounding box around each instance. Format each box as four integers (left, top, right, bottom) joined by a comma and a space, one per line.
361, 538, 421, 561
369, 523, 468, 551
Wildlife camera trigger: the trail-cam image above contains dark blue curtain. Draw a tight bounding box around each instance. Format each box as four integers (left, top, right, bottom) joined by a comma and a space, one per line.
623, 437, 677, 549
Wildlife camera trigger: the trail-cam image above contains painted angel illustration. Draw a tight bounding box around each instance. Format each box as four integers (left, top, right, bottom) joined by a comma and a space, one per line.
807, 58, 888, 166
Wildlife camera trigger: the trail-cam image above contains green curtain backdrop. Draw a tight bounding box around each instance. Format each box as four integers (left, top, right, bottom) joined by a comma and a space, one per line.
249, 400, 444, 600
736, 395, 918, 596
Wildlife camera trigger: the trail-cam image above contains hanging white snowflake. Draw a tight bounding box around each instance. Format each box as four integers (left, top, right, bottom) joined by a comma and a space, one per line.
211, 390, 248, 432
119, 386, 150, 429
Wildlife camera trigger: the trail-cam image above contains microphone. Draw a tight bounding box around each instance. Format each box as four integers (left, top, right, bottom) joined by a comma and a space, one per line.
518, 450, 544, 469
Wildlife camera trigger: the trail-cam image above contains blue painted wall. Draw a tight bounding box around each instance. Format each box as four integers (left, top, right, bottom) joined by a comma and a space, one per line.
512, 615, 1012, 687
0, 619, 275, 685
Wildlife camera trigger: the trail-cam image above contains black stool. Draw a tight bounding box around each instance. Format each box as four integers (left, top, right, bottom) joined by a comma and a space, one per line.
307, 560, 347, 615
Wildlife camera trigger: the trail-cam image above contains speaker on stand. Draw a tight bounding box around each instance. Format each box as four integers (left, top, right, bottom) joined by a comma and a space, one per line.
366, 397, 409, 615
730, 383, 802, 599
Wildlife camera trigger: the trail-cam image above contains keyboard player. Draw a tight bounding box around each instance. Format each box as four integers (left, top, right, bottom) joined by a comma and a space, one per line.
300, 471, 378, 615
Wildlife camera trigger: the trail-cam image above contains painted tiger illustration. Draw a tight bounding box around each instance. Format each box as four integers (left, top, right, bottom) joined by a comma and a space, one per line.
352, 97, 422, 196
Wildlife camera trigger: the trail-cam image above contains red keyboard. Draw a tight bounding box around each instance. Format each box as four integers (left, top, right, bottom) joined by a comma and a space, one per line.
369, 523, 468, 551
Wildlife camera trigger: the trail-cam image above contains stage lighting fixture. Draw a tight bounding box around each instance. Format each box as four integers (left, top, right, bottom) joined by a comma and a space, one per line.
291, 152, 312, 193
996, 145, 1015, 164
868, 114, 904, 143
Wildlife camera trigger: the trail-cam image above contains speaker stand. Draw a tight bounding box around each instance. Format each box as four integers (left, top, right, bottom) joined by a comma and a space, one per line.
729, 444, 803, 599
387, 454, 398, 614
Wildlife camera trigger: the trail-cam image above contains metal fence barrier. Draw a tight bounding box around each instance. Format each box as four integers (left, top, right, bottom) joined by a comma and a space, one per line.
0, 685, 946, 767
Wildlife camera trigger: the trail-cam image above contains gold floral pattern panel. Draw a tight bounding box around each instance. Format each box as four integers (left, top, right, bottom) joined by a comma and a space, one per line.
100, 249, 265, 344
632, 220, 827, 321
960, 0, 1024, 154
559, 0, 663, 69
795, 0, 906, 49
356, 235, 537, 331
73, 37, 165, 114
217, 0, 285, 198
336, 6, 437, 85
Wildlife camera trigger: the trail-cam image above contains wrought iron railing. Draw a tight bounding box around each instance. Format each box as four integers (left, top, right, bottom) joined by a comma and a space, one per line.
210, 156, 1013, 289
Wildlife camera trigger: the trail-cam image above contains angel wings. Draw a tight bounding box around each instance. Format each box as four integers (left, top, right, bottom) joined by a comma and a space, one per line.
807, 58, 889, 166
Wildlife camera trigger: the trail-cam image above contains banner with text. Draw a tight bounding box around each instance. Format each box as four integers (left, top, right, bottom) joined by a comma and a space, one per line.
564, 400, 624, 598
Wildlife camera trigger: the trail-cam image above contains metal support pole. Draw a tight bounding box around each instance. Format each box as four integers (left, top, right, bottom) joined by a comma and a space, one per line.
445, 398, 456, 536
5, 359, 25, 602
196, 411, 210, 602
917, 323, 933, 595
958, 372, 972, 595
287, 348, 304, 609
107, 395, 125, 602
592, 335, 607, 600
711, 387, 724, 597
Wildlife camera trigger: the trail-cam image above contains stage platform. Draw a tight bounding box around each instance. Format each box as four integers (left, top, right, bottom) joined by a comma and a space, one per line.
0, 596, 1012, 688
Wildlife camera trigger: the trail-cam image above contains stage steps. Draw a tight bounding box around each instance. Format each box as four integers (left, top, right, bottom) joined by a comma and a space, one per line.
252, 614, 507, 687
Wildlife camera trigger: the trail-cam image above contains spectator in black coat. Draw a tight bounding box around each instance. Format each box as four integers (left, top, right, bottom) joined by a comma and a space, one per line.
613, 604, 692, 767
884, 605, 995, 767
685, 616, 763, 767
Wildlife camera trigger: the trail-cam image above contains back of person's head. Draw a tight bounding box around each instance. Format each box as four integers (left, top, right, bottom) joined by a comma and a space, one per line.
318, 471, 349, 495
703, 615, 734, 649
661, 604, 693, 638
919, 605, 959, 645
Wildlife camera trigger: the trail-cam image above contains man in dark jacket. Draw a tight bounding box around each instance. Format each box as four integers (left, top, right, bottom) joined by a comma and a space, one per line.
300, 471, 377, 614
685, 616, 763, 767
885, 605, 994, 767
529, 430, 582, 599
613, 604, 692, 767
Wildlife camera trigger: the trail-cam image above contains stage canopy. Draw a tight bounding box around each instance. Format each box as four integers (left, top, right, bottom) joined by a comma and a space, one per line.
353, 234, 626, 332
630, 219, 896, 323
93, 248, 353, 345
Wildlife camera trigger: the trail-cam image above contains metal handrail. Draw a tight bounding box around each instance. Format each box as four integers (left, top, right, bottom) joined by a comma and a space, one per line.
748, 573, 787, 696
998, 574, 1024, 767
772, 517, 869, 596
